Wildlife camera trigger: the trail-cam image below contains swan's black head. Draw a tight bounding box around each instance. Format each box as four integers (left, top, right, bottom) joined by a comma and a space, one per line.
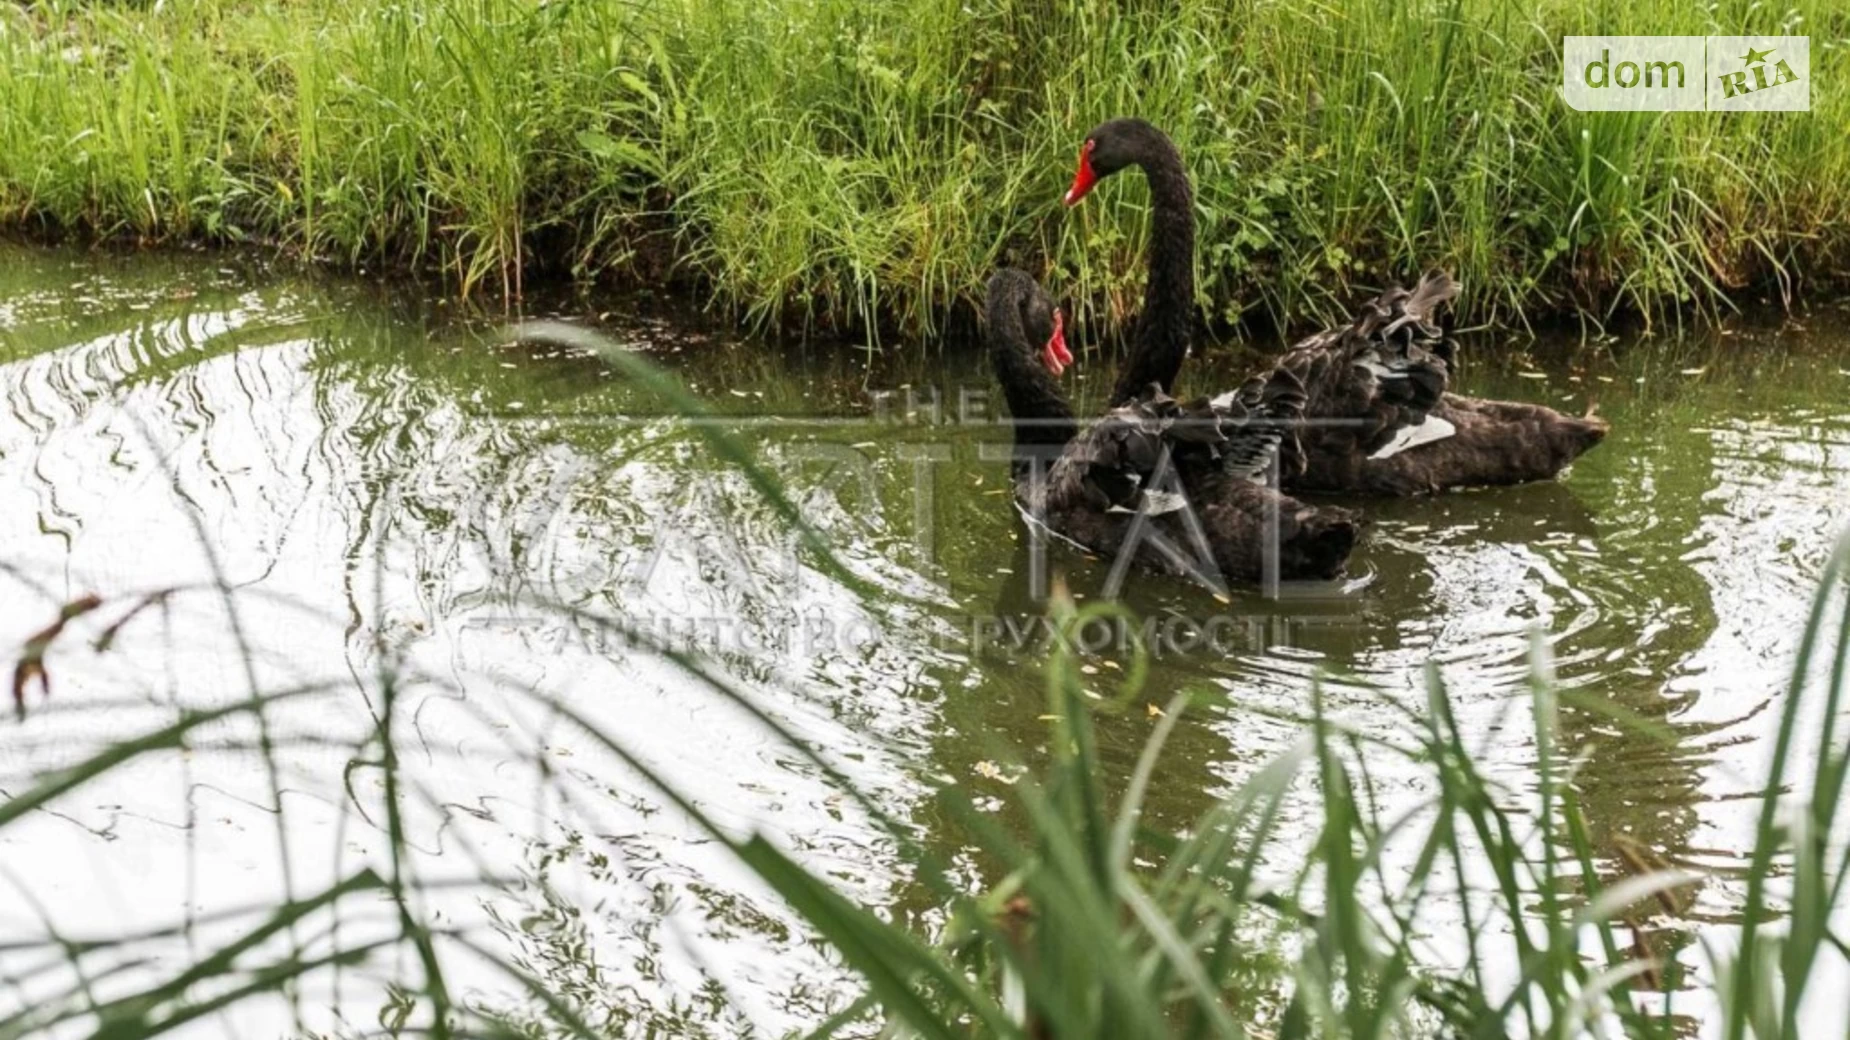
986, 268, 1071, 377
988, 269, 1079, 443
1063, 118, 1171, 206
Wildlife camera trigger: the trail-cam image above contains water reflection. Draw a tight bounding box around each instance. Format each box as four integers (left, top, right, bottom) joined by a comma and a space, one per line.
2, 245, 1848, 1033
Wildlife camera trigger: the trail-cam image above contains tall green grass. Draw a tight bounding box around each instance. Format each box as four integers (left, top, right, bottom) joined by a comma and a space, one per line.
3, 330, 1848, 1038
0, 0, 1845, 339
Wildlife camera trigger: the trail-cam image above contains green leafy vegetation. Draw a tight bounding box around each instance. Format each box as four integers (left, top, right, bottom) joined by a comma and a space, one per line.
0, 0, 1845, 339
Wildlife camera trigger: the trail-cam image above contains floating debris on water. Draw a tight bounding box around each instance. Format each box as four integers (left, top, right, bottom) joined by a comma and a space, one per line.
973, 760, 1015, 783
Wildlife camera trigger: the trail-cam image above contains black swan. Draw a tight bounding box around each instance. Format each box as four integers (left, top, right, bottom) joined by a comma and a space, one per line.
1062, 118, 1609, 496
1062, 118, 1194, 408
988, 268, 1357, 585
1267, 271, 1610, 495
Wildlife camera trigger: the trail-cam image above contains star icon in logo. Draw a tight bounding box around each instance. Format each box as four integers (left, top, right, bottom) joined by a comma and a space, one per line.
1739, 45, 1775, 65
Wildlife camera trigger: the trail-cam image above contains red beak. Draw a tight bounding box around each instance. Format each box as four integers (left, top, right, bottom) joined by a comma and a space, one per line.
1063, 142, 1098, 207
1040, 308, 1072, 376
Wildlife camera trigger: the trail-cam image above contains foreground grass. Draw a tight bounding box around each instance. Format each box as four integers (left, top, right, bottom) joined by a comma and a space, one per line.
5, 532, 1848, 1038
0, 0, 1846, 340
2, 327, 1848, 1038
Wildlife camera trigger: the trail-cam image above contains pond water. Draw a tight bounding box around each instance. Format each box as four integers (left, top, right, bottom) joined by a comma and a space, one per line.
1, 243, 1847, 1036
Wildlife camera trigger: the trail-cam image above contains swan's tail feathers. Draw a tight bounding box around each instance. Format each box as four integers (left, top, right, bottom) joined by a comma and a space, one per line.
1567, 412, 1611, 455
1525, 408, 1609, 478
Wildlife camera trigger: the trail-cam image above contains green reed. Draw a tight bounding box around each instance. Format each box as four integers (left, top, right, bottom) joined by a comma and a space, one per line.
0, 0, 1845, 340
2, 323, 1847, 1040
5, 523, 1847, 1037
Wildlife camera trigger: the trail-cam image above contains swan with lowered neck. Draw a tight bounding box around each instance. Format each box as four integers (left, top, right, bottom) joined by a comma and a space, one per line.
1061, 118, 1608, 495
987, 268, 1357, 585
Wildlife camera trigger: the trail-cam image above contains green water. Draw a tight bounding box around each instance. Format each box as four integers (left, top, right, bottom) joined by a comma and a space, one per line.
1, 244, 1847, 1034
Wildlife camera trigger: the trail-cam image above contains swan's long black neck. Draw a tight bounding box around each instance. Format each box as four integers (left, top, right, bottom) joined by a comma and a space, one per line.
1108, 132, 1194, 408
989, 286, 1077, 456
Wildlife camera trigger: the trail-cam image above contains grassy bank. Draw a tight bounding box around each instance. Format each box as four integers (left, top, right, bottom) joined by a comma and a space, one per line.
1, 0, 1847, 340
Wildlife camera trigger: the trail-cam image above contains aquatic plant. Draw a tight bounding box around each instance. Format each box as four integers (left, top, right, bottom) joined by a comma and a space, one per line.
0, 0, 1845, 339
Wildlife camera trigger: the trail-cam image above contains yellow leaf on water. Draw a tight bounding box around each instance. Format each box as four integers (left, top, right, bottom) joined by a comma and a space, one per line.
1147, 703, 1166, 718
974, 760, 1020, 785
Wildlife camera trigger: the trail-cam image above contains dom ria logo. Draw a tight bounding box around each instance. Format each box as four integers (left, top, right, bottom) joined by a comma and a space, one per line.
1563, 36, 1809, 111
1715, 44, 1800, 99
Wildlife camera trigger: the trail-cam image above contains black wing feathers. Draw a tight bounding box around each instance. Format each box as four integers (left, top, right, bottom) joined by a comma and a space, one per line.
1048, 368, 1307, 513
